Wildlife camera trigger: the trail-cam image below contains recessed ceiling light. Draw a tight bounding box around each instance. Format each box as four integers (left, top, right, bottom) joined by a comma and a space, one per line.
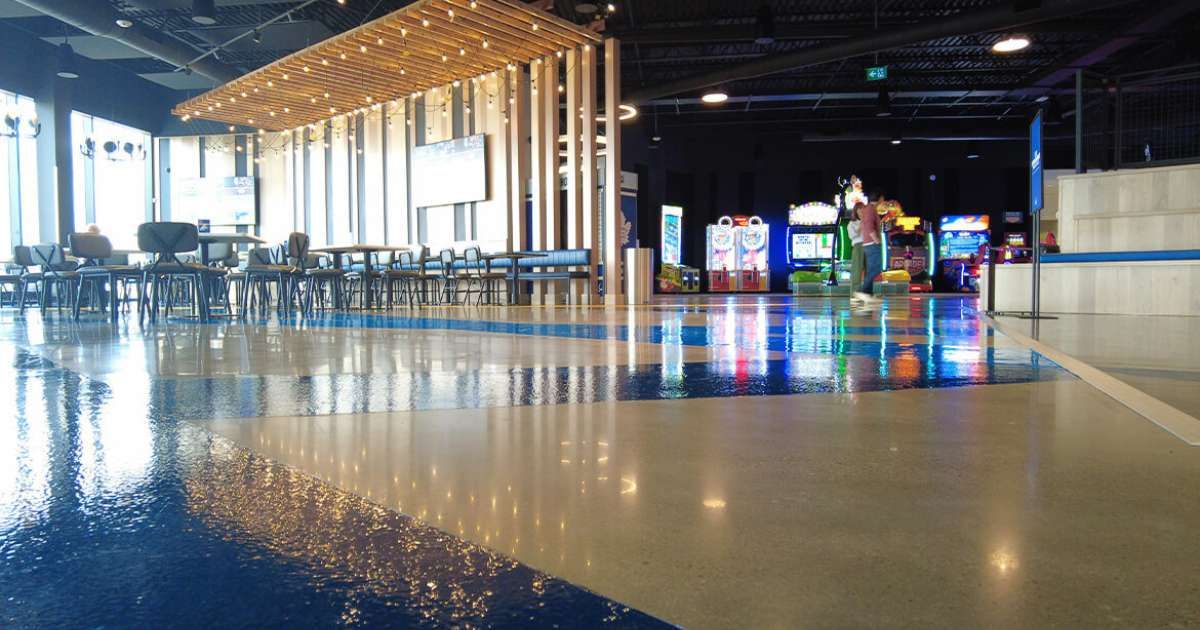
115, 18, 134, 28
993, 35, 1030, 53
701, 90, 728, 104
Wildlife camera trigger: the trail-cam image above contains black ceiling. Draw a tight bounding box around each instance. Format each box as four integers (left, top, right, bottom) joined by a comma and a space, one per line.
1, 0, 1197, 130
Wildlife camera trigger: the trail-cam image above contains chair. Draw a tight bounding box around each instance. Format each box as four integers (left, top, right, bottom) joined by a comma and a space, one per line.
240, 246, 291, 316
68, 233, 141, 323
462, 246, 508, 305
284, 232, 346, 313
204, 241, 240, 310
384, 250, 420, 307
343, 250, 385, 309
30, 243, 79, 314
436, 248, 461, 304
0, 261, 20, 308
10, 247, 40, 310
137, 222, 212, 323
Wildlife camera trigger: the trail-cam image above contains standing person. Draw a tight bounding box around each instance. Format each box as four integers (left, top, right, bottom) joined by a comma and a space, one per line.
847, 203, 864, 291
855, 194, 884, 303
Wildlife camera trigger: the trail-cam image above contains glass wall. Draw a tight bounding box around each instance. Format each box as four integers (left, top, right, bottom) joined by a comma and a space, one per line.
0, 89, 40, 256
71, 111, 151, 249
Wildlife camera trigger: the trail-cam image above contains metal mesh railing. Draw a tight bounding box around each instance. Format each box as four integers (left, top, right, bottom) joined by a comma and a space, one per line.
1116, 69, 1200, 167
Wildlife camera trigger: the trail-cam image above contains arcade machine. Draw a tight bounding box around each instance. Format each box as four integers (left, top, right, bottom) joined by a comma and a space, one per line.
936, 214, 991, 292
884, 215, 935, 293
733, 215, 770, 292
706, 216, 737, 292
657, 204, 700, 293
995, 231, 1032, 264
786, 202, 840, 290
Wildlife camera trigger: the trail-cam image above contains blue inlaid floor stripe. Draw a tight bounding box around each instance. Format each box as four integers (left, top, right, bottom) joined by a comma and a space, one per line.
265, 312, 998, 354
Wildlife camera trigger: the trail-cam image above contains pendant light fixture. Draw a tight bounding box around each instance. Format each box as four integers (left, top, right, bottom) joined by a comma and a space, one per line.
56, 42, 79, 79
192, 0, 217, 26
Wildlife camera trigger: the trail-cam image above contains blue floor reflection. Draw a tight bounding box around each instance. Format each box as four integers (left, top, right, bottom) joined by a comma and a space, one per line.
0, 345, 667, 628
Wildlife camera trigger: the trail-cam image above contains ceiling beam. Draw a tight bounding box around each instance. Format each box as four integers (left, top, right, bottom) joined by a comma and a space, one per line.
1031, 0, 1200, 88
11, 0, 238, 83
623, 0, 1141, 104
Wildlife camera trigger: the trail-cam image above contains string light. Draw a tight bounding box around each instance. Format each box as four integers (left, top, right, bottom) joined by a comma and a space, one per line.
322, 58, 328, 65
241, 91, 247, 97
447, 8, 454, 18
482, 38, 489, 49
470, 0, 477, 7
459, 47, 466, 56
532, 22, 538, 31
377, 37, 384, 45
282, 73, 289, 80
283, 107, 289, 113
228, 125, 235, 131
441, 53, 448, 62
400, 27, 407, 37
556, 50, 563, 58
422, 18, 430, 27
359, 44, 367, 53
340, 52, 347, 60
267, 80, 274, 87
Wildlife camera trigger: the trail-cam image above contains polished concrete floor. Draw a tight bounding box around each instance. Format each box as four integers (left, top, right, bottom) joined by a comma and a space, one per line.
996, 312, 1200, 420
3, 296, 1199, 628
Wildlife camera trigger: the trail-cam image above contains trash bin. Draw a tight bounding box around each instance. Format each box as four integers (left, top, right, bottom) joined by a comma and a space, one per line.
625, 247, 654, 304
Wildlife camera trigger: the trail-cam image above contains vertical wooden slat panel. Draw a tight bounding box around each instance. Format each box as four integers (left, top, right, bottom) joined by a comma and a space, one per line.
603, 37, 623, 304
385, 100, 409, 245
478, 72, 509, 252
529, 60, 547, 252
581, 43, 599, 300
508, 67, 527, 252
542, 54, 560, 251
363, 109, 386, 240
565, 47, 583, 302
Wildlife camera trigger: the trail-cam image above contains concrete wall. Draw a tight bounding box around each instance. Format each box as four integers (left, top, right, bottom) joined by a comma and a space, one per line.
1057, 163, 1200, 253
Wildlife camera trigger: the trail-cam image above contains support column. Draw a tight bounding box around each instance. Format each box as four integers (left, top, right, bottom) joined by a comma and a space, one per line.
581, 43, 600, 302
603, 37, 624, 305
1075, 69, 1084, 174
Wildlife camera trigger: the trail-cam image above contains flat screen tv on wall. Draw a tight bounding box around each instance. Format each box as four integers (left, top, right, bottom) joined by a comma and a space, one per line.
411, 134, 487, 208
175, 176, 257, 225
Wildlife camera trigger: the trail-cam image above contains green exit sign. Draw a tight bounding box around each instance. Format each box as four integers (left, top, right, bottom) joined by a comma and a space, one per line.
866, 66, 888, 81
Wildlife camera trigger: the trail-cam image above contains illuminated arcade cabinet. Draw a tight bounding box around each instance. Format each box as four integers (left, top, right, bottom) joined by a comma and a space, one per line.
706, 216, 737, 292
884, 215, 935, 292
657, 204, 700, 293
786, 202, 840, 288
937, 214, 991, 292
733, 215, 770, 292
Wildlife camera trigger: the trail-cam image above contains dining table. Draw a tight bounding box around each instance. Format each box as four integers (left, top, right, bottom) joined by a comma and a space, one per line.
481, 251, 547, 305
197, 233, 266, 265
310, 244, 412, 309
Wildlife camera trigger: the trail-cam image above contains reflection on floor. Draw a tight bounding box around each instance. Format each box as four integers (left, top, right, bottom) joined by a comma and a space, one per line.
4, 295, 1199, 628
996, 313, 1200, 419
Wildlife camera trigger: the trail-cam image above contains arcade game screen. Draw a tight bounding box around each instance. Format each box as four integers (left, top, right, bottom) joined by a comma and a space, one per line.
790, 233, 835, 260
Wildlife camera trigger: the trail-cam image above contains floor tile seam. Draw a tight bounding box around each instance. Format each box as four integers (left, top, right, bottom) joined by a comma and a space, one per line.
985, 315, 1200, 446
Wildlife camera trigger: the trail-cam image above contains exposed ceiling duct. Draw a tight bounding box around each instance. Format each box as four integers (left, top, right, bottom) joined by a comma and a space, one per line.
11, 0, 238, 84
624, 0, 1141, 103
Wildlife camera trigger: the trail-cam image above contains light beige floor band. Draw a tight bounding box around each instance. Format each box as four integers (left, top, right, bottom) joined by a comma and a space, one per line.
987, 315, 1200, 446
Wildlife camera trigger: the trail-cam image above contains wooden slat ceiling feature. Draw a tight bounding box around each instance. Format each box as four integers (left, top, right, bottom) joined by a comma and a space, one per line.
172, 0, 601, 131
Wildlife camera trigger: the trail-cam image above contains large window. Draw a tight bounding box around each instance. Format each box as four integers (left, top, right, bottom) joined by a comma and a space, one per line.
0, 89, 39, 256
71, 111, 151, 249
